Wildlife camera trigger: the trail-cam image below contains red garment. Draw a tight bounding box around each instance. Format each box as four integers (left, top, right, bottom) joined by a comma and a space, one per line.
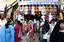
45, 13, 49, 21
27, 23, 34, 38
14, 23, 22, 42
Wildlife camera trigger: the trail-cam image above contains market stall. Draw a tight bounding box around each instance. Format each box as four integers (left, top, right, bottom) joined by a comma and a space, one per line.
16, 0, 59, 22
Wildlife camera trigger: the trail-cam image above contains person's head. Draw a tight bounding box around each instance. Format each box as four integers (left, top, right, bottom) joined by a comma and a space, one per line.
51, 19, 57, 24
28, 20, 33, 24
5, 18, 11, 28
55, 20, 64, 30
59, 21, 64, 30
17, 20, 23, 26
18, 15, 24, 23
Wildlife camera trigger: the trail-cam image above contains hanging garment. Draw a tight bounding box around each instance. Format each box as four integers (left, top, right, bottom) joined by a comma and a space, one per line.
49, 22, 57, 33
20, 5, 24, 12
24, 5, 28, 15
18, 22, 28, 42
33, 19, 37, 33
22, 21, 28, 33
5, 25, 14, 42
0, 19, 6, 42
1, 25, 14, 42
45, 13, 49, 21
41, 5, 46, 15
2, 18, 7, 26
0, 30, 1, 42
36, 21, 40, 33
32, 5, 35, 15
42, 20, 50, 34
28, 5, 32, 11
27, 21, 34, 42
59, 12, 63, 20
0, 25, 5, 42
14, 23, 23, 42
53, 6, 57, 13
50, 5, 53, 13
35, 21, 40, 33
0, 25, 2, 42
49, 13, 53, 22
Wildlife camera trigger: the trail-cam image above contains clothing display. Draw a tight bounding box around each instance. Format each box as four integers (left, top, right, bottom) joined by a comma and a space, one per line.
14, 23, 22, 42
0, 25, 14, 42
5, 25, 14, 42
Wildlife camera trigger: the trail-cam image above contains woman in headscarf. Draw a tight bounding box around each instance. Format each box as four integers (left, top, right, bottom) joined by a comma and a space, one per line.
50, 20, 64, 42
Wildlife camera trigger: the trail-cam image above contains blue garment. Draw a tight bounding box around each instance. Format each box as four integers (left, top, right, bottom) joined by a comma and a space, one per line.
1, 26, 6, 42
1, 25, 14, 42
0, 29, 1, 42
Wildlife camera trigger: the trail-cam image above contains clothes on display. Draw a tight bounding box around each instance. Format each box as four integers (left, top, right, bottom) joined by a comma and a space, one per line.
5, 25, 14, 42
27, 20, 34, 38
14, 22, 23, 42
0, 24, 14, 42
59, 12, 63, 20
0, 0, 61, 42
35, 20, 40, 33
17, 5, 58, 15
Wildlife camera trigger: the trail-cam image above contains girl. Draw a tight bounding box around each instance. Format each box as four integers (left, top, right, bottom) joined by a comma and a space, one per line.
50, 20, 64, 42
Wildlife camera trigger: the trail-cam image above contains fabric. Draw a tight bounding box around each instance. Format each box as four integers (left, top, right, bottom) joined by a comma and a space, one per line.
49, 13, 53, 22
5, 25, 14, 42
45, 13, 49, 21
14, 23, 22, 42
49, 22, 57, 33
59, 12, 63, 20
50, 20, 64, 42
42, 20, 50, 34
31, 6, 35, 15
0, 25, 5, 42
59, 32, 64, 42
0, 27, 2, 42
1, 25, 14, 42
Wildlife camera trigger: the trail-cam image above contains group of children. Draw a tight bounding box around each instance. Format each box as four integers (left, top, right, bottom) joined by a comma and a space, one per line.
0, 13, 62, 42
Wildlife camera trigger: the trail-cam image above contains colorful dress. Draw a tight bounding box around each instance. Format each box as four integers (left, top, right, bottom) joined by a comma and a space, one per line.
1, 25, 14, 42
5, 25, 14, 42
14, 23, 22, 42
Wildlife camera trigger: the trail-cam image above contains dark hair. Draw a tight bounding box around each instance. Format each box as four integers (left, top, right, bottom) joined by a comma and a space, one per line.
51, 19, 57, 21
17, 21, 23, 26
5, 20, 11, 28
55, 20, 64, 30
50, 20, 64, 42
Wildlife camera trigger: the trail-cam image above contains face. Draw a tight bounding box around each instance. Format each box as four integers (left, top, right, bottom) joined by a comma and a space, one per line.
20, 19, 24, 23
60, 23, 64, 30
52, 21, 55, 24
